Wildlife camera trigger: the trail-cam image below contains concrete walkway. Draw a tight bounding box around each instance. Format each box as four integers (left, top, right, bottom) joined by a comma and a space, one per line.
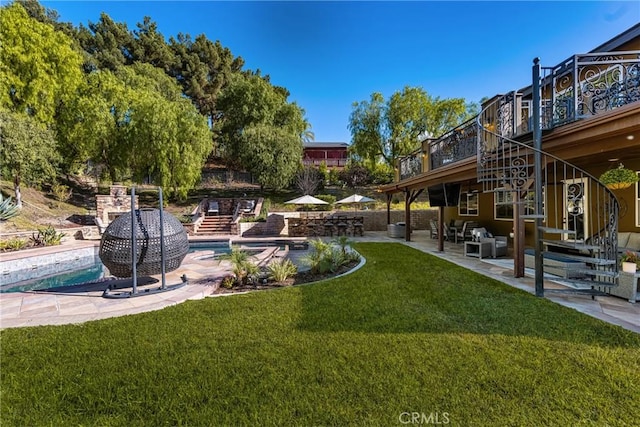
1, 232, 638, 333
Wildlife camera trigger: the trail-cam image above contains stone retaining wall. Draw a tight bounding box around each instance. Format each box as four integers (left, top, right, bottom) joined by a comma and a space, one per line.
239, 210, 438, 236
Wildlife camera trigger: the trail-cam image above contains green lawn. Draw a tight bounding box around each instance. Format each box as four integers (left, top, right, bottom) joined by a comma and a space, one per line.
2, 243, 639, 426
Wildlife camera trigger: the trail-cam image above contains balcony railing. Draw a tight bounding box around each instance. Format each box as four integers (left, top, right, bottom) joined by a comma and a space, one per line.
541, 51, 640, 127
429, 118, 478, 170
302, 158, 348, 168
399, 149, 423, 181
394, 50, 639, 182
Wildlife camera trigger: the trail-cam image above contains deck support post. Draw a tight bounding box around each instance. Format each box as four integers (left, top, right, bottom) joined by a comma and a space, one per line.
533, 57, 545, 297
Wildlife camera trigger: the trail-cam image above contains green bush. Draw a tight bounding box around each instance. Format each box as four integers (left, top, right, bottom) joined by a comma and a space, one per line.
30, 226, 65, 247
220, 275, 236, 289
267, 259, 297, 283
50, 183, 72, 203
0, 237, 28, 252
303, 238, 357, 274
315, 194, 336, 211
224, 247, 259, 285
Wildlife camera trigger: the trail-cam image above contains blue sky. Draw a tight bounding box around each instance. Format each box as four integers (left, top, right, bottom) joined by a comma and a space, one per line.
41, 1, 639, 143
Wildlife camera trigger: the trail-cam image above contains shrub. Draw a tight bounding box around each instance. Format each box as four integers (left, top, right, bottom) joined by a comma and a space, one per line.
30, 226, 65, 247
0, 193, 20, 220
220, 275, 236, 289
0, 237, 28, 252
315, 194, 336, 211
267, 259, 297, 283
339, 164, 371, 187
224, 247, 259, 285
332, 235, 353, 256
327, 168, 341, 186
302, 238, 357, 275
50, 183, 72, 203
369, 162, 394, 184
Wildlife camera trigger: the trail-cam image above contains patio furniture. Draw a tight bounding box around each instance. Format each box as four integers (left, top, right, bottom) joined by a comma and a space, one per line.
336, 218, 349, 236
464, 240, 492, 259
482, 236, 508, 258
471, 227, 508, 258
241, 199, 255, 213
352, 217, 364, 236
324, 219, 336, 237
429, 219, 450, 240
606, 271, 639, 303
455, 221, 480, 243
99, 208, 189, 278
524, 249, 586, 279
207, 200, 219, 216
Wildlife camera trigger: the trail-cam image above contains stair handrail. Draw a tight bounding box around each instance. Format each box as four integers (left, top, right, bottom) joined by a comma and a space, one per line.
476, 94, 620, 294
476, 99, 619, 197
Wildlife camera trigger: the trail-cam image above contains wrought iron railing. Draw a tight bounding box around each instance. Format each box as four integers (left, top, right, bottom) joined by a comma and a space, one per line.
541, 51, 640, 127
477, 87, 620, 296
394, 50, 639, 181
399, 149, 423, 181
429, 117, 478, 170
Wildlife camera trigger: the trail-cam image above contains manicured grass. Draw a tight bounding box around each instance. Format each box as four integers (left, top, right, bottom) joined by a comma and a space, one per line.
2, 243, 639, 426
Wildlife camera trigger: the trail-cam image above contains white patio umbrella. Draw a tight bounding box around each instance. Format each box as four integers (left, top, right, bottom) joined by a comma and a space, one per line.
285, 195, 329, 205
335, 194, 375, 211
285, 195, 328, 217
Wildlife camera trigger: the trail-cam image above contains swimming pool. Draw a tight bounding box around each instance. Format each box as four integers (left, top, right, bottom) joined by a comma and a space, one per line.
1, 241, 234, 294
0, 240, 293, 294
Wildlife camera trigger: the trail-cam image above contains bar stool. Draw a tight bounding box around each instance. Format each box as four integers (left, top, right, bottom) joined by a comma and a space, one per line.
323, 219, 335, 237
336, 218, 348, 236
353, 220, 364, 236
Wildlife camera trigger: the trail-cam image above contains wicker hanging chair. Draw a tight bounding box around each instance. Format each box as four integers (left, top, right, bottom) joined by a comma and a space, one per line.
99, 208, 189, 278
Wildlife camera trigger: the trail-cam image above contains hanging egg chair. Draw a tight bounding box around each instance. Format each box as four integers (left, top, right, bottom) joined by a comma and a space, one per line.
99, 208, 189, 278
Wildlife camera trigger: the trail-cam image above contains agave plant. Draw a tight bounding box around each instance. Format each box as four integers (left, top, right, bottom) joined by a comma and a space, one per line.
0, 193, 20, 220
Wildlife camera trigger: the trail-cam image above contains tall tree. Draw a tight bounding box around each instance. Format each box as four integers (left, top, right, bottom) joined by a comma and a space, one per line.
215, 73, 305, 189
0, 109, 60, 208
169, 33, 243, 124
131, 17, 174, 71
58, 63, 211, 198
348, 86, 468, 168
0, 2, 83, 125
75, 13, 134, 72
56, 69, 130, 180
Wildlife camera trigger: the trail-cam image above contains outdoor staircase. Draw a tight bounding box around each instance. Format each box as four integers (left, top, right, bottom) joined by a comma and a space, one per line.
196, 215, 236, 235
476, 85, 620, 297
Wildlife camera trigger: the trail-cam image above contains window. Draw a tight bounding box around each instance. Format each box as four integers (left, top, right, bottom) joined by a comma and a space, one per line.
459, 192, 478, 216
636, 172, 640, 227
494, 188, 544, 220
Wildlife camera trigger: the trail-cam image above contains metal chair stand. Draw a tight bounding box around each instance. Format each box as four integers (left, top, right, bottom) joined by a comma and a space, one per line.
99, 187, 189, 299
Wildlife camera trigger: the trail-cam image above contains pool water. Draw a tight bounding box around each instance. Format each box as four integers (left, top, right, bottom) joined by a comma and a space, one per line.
1, 243, 234, 294
1, 263, 108, 294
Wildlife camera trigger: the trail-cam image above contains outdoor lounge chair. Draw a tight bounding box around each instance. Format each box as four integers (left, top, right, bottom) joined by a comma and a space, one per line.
207, 201, 219, 216
472, 227, 508, 258
429, 219, 449, 240
455, 221, 480, 243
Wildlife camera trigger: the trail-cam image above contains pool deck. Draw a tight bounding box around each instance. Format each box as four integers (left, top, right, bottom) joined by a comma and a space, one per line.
1, 231, 638, 333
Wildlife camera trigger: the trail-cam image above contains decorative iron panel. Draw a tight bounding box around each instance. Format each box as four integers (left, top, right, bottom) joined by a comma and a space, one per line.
429, 120, 477, 170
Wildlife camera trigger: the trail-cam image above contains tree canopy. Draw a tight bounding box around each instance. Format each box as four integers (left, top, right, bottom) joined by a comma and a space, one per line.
0, 109, 60, 207
58, 63, 211, 199
215, 73, 305, 189
348, 86, 472, 168
0, 2, 83, 125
